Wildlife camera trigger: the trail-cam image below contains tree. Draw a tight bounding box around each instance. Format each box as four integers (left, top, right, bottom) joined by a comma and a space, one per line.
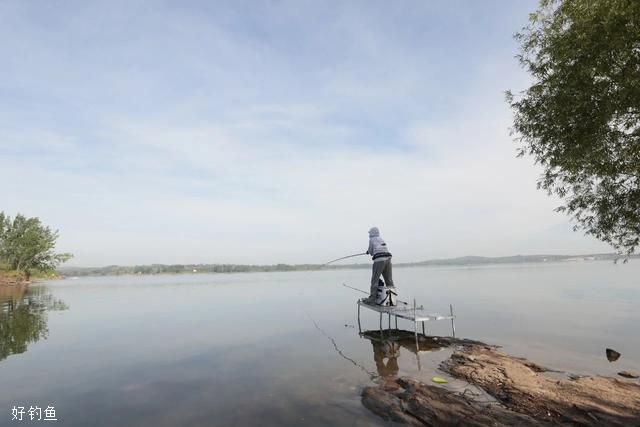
507, 0, 640, 255
0, 213, 73, 278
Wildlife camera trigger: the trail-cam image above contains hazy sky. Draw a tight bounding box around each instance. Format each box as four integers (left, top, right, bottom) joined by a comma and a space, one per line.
0, 1, 611, 266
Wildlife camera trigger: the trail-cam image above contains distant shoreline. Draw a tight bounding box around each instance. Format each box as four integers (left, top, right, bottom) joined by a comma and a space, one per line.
58, 253, 638, 277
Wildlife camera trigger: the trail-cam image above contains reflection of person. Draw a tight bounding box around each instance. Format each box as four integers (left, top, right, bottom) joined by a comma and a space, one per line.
372, 339, 400, 378
365, 227, 394, 303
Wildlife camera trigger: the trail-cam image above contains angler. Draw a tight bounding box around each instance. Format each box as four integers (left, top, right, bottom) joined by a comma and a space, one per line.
365, 227, 396, 305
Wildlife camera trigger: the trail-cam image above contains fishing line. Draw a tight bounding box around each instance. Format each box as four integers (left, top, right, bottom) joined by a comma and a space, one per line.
305, 311, 377, 379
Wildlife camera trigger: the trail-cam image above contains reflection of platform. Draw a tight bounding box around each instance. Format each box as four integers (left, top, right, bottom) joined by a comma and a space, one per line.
360, 329, 449, 355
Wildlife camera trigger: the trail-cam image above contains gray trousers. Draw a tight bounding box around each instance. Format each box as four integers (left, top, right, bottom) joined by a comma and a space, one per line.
369, 258, 395, 298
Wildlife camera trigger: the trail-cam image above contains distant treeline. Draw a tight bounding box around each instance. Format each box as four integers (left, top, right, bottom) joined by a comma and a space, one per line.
59, 263, 357, 276
58, 253, 637, 277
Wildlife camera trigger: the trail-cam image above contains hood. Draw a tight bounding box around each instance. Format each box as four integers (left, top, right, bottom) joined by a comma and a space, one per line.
368, 227, 380, 237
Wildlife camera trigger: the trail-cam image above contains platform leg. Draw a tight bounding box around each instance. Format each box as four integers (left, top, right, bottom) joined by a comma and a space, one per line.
422, 321, 426, 336
414, 299, 419, 351
388, 313, 391, 329
450, 304, 456, 338
357, 302, 361, 333
379, 312, 383, 331
394, 315, 398, 329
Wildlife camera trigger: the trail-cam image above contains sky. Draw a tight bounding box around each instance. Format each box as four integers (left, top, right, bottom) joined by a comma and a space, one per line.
0, 0, 612, 266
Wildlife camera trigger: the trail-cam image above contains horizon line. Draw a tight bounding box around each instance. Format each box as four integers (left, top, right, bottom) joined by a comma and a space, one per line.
61, 252, 634, 270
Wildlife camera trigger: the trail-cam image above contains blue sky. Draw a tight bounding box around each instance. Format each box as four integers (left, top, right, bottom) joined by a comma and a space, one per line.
0, 1, 611, 266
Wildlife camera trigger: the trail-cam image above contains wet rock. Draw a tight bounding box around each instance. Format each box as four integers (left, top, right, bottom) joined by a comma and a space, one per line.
569, 374, 588, 381
524, 361, 548, 372
361, 385, 419, 426
360, 336, 640, 426
618, 371, 639, 379
606, 348, 621, 362
442, 344, 640, 426
362, 377, 539, 426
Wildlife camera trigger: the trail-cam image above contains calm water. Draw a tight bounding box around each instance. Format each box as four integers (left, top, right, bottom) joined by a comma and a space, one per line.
1, 261, 639, 426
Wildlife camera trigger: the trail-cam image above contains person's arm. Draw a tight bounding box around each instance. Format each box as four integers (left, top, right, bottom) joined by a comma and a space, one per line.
367, 239, 374, 256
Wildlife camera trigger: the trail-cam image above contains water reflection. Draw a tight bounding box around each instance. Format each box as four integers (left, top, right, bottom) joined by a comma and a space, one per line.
369, 336, 400, 378
359, 329, 451, 377
0, 285, 68, 362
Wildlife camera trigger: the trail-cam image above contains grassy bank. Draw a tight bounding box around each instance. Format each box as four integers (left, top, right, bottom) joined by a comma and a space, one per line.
0, 269, 28, 286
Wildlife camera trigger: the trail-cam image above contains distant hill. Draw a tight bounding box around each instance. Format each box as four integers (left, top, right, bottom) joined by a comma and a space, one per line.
58, 253, 637, 277
407, 253, 632, 267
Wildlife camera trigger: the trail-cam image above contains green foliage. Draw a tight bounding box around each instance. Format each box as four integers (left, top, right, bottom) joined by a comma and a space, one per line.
507, 0, 640, 255
0, 212, 73, 277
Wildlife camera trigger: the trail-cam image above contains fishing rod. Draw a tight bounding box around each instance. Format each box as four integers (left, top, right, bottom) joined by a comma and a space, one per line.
342, 283, 369, 295
323, 252, 367, 265
342, 283, 408, 306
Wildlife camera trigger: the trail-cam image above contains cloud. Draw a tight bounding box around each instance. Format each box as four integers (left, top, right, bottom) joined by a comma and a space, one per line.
0, 0, 610, 266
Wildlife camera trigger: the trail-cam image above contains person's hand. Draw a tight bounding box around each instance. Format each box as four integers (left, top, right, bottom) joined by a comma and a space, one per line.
366, 250, 369, 255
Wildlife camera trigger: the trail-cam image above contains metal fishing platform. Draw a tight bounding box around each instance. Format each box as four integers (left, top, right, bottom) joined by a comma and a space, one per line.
356, 297, 456, 340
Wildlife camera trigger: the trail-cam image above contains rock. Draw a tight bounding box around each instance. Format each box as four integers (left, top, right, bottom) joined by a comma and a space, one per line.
569, 374, 588, 381
618, 371, 639, 379
524, 361, 548, 372
441, 344, 640, 426
361, 385, 421, 426
360, 338, 640, 426
362, 377, 539, 426
606, 348, 621, 362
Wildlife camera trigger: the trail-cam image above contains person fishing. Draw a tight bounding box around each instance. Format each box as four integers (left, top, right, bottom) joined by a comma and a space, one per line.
365, 227, 395, 303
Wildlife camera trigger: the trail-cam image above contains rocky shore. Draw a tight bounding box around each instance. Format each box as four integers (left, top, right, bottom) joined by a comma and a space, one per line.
362, 340, 640, 426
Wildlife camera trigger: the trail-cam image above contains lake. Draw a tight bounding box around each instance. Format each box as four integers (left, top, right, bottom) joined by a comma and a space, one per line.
1, 260, 639, 426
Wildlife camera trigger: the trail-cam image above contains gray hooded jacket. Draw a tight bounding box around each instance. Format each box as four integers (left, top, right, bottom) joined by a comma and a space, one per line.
367, 227, 392, 261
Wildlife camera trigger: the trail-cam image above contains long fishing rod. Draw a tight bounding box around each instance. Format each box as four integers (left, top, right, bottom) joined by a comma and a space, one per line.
323, 252, 367, 265
342, 283, 408, 306
342, 283, 369, 295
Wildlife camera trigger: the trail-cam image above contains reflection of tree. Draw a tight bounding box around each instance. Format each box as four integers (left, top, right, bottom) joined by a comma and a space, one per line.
0, 285, 68, 362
